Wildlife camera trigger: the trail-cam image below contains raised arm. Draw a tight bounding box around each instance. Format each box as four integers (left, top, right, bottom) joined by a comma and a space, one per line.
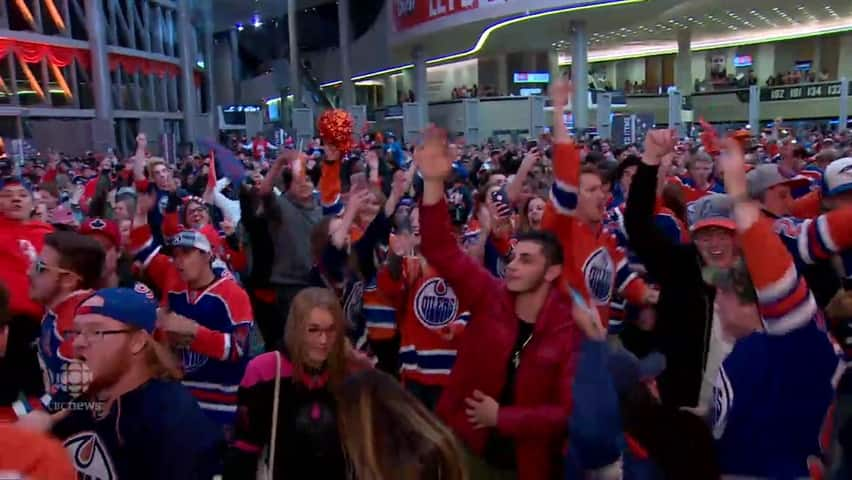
132, 133, 147, 182
624, 130, 684, 285
507, 148, 540, 205
721, 139, 817, 335
418, 126, 503, 312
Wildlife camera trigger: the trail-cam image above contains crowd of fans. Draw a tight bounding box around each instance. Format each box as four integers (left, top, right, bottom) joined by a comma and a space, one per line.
0, 77, 851, 479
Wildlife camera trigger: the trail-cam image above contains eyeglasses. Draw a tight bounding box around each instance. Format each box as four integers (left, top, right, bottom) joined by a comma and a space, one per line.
33, 259, 78, 276
63, 329, 133, 343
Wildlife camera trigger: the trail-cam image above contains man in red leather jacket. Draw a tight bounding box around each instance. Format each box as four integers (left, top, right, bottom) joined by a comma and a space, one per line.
417, 126, 583, 479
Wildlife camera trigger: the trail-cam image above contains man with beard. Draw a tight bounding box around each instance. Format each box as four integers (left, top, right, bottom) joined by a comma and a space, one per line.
34, 287, 222, 479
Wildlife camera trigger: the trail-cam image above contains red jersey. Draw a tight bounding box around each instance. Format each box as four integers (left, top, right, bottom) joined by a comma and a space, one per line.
544, 142, 646, 328
376, 257, 469, 386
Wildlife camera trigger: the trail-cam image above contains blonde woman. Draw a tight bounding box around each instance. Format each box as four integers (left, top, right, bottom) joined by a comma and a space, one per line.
224, 287, 370, 479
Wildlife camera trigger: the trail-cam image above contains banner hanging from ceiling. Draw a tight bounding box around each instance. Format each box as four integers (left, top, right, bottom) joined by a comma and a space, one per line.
393, 0, 510, 32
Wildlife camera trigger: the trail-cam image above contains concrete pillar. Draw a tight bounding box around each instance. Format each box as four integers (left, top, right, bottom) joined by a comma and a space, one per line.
382, 75, 396, 107
412, 45, 428, 128
676, 29, 693, 94
229, 29, 240, 103
755, 44, 775, 85
571, 20, 589, 132
413, 45, 427, 104
496, 54, 508, 96
839, 34, 852, 79
177, 0, 198, 145
288, 0, 302, 107
548, 50, 561, 81
84, 0, 111, 119
203, 5, 215, 132
338, 0, 355, 108
813, 37, 822, 76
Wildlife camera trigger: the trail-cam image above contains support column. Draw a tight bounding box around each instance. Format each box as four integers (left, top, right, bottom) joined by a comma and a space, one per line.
676, 29, 693, 94
203, 5, 215, 133
338, 0, 355, 108
229, 29, 241, 103
177, 0, 197, 146
496, 54, 508, 96
548, 50, 561, 81
84, 0, 113, 150
288, 0, 302, 108
748, 85, 760, 136
840, 77, 849, 131
413, 46, 427, 104
571, 20, 589, 132
412, 45, 428, 135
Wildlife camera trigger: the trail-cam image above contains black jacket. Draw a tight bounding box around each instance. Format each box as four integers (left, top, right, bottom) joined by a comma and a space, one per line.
624, 163, 713, 408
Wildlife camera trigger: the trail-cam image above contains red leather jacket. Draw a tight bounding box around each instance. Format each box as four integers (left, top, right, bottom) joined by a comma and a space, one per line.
421, 199, 582, 480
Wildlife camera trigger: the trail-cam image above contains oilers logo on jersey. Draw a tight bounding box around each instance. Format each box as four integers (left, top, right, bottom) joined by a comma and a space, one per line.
414, 278, 459, 329
64, 432, 117, 480
583, 248, 615, 304
180, 347, 209, 373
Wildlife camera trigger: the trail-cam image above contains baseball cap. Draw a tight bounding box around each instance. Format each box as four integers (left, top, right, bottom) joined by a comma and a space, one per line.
608, 346, 666, 397
115, 186, 137, 201
80, 217, 121, 247
169, 229, 212, 253
746, 164, 811, 199
76, 286, 158, 333
687, 194, 736, 232
824, 157, 852, 197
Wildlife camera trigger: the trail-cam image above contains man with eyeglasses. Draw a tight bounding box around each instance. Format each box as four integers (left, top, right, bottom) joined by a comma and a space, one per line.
23, 231, 105, 417
23, 287, 223, 480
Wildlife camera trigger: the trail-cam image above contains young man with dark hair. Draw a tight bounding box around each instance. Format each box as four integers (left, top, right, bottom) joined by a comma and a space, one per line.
544, 78, 658, 335
131, 207, 253, 430
28, 230, 105, 415
417, 125, 583, 479
0, 176, 53, 408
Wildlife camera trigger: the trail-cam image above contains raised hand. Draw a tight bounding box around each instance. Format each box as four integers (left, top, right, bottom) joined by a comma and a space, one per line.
643, 129, 676, 165
718, 138, 747, 199
548, 77, 573, 107
414, 125, 452, 182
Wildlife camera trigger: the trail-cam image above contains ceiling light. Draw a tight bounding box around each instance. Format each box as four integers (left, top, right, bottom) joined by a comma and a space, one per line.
251, 14, 262, 28
235, 22, 244, 32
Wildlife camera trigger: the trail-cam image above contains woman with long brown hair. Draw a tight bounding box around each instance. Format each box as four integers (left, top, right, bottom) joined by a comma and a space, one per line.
223, 287, 369, 480
338, 369, 467, 480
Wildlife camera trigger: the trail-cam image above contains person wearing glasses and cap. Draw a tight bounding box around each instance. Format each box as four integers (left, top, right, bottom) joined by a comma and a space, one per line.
26, 287, 224, 480
130, 210, 253, 432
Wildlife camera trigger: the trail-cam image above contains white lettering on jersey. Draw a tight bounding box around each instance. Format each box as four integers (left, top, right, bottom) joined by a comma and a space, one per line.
64, 432, 117, 480
414, 278, 459, 329
712, 366, 734, 439
582, 248, 614, 304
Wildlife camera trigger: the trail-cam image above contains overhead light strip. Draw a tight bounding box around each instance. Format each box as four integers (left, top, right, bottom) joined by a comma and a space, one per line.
559, 21, 852, 64
311, 0, 643, 89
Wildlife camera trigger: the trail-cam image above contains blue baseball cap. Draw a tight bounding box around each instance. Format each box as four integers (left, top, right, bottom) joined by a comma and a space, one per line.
608, 346, 666, 397
687, 194, 736, 232
76, 286, 158, 333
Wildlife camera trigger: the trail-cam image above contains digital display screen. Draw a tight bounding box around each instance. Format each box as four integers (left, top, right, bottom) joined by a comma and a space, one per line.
513, 72, 550, 84
733, 55, 752, 68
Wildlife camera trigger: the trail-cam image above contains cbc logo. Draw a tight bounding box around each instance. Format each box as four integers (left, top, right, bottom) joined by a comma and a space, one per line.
58, 361, 92, 398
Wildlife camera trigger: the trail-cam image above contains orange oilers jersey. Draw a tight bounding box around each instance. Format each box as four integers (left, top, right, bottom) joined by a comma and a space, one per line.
376, 256, 469, 386
544, 142, 647, 328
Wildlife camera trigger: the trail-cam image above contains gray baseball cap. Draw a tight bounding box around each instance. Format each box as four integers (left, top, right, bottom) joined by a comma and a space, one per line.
746, 164, 811, 198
